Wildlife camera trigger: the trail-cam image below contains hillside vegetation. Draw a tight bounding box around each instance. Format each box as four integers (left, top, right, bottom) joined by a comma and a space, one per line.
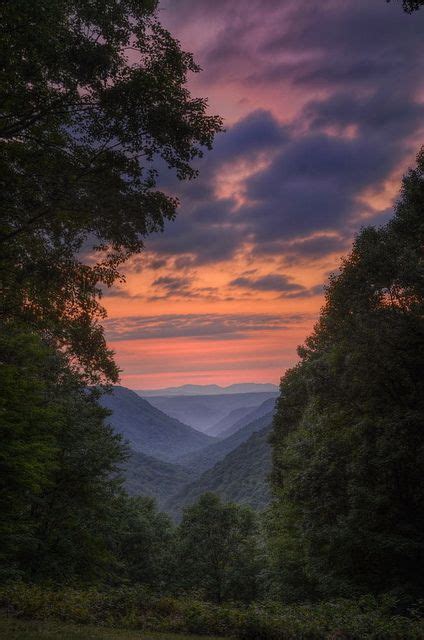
168, 426, 272, 519
177, 412, 273, 474
123, 450, 197, 511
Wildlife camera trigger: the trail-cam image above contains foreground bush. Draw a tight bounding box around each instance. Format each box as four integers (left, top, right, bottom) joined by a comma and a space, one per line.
1, 584, 423, 639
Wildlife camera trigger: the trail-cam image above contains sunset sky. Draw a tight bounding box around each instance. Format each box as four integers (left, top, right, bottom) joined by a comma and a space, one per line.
102, 0, 424, 389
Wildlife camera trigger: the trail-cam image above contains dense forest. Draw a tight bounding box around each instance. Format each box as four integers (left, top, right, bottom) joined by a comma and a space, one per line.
1, 1, 424, 639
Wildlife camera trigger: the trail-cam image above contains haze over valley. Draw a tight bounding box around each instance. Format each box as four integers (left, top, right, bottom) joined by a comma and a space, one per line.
100, 384, 277, 518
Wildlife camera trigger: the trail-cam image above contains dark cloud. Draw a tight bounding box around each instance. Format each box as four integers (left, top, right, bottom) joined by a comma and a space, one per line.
213, 109, 287, 159
104, 312, 307, 341
241, 130, 389, 242
230, 273, 324, 298
149, 274, 221, 301
152, 275, 193, 295
146, 0, 424, 269
230, 274, 304, 293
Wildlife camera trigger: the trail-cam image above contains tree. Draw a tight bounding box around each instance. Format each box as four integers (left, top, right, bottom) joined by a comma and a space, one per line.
0, 323, 132, 583
270, 149, 424, 601
0, 0, 222, 383
177, 493, 262, 603
0, 324, 63, 579
115, 496, 175, 589
388, 0, 424, 12
25, 389, 127, 583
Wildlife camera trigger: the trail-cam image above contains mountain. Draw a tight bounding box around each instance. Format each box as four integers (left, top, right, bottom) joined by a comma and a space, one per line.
137, 383, 278, 397
207, 405, 258, 437
217, 397, 277, 439
140, 392, 278, 434
123, 449, 197, 511
177, 411, 274, 475
167, 425, 272, 519
100, 386, 215, 462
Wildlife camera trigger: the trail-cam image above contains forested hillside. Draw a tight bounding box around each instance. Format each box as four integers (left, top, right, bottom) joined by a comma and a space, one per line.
217, 397, 276, 438
107, 390, 274, 516
123, 450, 197, 511
269, 150, 424, 601
177, 412, 274, 474
169, 426, 272, 518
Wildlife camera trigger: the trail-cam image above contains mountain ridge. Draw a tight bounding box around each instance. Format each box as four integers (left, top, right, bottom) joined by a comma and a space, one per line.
177, 411, 274, 474
136, 383, 278, 397
142, 391, 278, 433
100, 386, 215, 462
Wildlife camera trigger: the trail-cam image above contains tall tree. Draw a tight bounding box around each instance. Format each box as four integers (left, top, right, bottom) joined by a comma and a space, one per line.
115, 496, 175, 589
0, 0, 222, 382
0, 323, 132, 583
0, 324, 63, 580
270, 149, 424, 601
177, 493, 262, 603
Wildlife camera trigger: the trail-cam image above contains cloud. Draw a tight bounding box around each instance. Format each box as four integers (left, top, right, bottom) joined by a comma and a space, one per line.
146, 0, 424, 271
230, 273, 304, 293
151, 275, 193, 295
148, 274, 221, 301
104, 312, 308, 341
229, 273, 324, 298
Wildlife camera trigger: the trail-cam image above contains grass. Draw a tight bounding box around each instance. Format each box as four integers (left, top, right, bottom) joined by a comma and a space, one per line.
0, 617, 229, 640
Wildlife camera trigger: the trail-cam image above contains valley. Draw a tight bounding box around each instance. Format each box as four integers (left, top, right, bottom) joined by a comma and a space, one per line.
101, 385, 277, 518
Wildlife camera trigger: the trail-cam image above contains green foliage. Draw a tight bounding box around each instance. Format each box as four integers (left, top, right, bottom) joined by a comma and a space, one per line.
0, 325, 64, 579
0, 0, 222, 383
176, 494, 263, 603
114, 496, 175, 589
270, 150, 424, 601
1, 584, 424, 640
123, 450, 196, 511
169, 426, 272, 520
0, 618, 226, 640
0, 323, 130, 583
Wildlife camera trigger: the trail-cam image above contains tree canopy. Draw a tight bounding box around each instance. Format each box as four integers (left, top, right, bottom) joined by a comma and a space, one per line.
270, 149, 424, 601
177, 493, 262, 603
0, 0, 222, 383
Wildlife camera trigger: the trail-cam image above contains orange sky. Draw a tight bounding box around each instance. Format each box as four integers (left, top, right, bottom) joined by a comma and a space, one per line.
102, 0, 424, 389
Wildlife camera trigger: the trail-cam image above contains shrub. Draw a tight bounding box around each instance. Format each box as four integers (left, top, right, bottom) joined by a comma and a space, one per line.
0, 584, 423, 639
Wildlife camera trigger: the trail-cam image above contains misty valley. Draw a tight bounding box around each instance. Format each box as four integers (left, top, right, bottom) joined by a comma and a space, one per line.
101, 385, 277, 517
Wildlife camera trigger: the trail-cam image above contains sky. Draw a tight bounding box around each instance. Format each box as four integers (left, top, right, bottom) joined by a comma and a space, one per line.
102, 0, 424, 390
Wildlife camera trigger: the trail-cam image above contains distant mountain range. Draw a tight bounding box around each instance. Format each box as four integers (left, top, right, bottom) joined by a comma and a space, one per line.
141, 391, 278, 434
136, 383, 278, 396
100, 385, 277, 520
100, 386, 214, 462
